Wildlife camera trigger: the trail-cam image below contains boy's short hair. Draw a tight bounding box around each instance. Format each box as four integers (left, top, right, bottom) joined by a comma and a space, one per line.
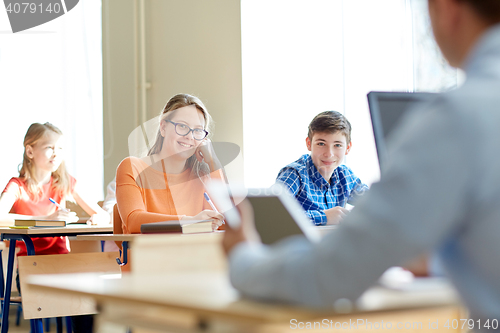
458, 0, 500, 24
308, 111, 352, 143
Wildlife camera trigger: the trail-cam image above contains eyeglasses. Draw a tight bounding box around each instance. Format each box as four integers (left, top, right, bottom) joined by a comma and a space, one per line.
165, 120, 208, 141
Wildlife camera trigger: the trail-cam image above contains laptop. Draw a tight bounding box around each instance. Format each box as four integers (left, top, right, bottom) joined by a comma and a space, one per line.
367, 91, 435, 171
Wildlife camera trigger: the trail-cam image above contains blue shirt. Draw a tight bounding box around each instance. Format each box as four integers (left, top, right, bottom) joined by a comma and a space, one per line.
276, 154, 368, 225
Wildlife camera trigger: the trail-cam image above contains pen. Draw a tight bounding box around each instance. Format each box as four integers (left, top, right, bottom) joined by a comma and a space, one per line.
49, 198, 70, 213
204, 192, 225, 224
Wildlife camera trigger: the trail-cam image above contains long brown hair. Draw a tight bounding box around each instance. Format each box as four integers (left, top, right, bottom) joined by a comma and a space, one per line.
19, 123, 71, 201
148, 93, 214, 177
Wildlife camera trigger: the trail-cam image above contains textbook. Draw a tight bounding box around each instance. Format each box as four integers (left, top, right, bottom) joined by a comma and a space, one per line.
140, 220, 215, 234
14, 219, 66, 227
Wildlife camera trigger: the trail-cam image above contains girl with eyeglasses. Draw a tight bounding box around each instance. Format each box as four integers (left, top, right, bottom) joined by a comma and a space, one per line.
116, 93, 225, 235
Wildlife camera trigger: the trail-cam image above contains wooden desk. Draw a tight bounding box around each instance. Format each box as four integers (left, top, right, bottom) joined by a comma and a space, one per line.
0, 225, 112, 333
76, 228, 335, 267
0, 225, 112, 236
27, 271, 461, 333
76, 233, 140, 242
76, 232, 226, 273
77, 233, 140, 264
75, 230, 223, 243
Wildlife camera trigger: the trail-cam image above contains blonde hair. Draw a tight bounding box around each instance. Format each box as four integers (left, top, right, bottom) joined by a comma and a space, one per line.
19, 123, 71, 201
148, 93, 214, 177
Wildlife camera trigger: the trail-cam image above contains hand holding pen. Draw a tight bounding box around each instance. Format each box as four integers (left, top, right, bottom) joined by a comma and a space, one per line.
48, 198, 78, 222
204, 192, 225, 224
49, 198, 70, 212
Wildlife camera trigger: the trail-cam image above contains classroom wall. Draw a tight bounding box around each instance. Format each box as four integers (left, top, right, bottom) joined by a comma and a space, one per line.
102, 0, 244, 189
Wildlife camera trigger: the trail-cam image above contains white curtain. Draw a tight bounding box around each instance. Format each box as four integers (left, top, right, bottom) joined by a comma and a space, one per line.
0, 1, 103, 201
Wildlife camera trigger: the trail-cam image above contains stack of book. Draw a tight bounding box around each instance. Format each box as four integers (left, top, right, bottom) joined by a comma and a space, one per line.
13, 220, 66, 228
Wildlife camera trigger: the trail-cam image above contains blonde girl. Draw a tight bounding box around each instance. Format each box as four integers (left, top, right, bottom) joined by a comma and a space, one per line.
0, 122, 109, 256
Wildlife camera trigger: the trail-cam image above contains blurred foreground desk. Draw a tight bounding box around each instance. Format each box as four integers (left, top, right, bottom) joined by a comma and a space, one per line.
77, 232, 227, 273
27, 271, 463, 333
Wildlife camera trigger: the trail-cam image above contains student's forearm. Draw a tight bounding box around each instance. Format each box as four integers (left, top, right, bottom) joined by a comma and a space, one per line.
0, 215, 16, 226
305, 210, 327, 226
73, 191, 107, 216
275, 178, 300, 197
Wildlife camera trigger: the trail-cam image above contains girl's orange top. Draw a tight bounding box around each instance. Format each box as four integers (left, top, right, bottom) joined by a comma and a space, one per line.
2, 176, 76, 256
116, 156, 223, 234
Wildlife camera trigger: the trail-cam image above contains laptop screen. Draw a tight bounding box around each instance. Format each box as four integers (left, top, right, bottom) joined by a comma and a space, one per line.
367, 91, 435, 171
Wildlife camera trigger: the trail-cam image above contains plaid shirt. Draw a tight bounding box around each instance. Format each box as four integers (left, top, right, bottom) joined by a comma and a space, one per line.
276, 154, 369, 225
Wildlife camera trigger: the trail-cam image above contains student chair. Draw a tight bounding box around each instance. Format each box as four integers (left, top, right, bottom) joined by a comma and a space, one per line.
112, 204, 123, 251
113, 204, 130, 268
17, 252, 121, 323
0, 242, 73, 333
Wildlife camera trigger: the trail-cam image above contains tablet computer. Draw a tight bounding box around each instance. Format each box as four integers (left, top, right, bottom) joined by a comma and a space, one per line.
246, 184, 321, 244
207, 181, 320, 245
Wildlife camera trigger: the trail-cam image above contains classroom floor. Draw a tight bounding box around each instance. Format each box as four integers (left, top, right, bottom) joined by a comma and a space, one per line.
5, 309, 133, 333
5, 309, 30, 332
4, 306, 61, 333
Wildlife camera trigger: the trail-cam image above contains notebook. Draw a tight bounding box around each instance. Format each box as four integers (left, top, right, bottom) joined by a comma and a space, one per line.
140, 220, 215, 234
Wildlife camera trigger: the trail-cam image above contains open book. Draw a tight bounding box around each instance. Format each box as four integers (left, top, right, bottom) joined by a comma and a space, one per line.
140, 220, 216, 234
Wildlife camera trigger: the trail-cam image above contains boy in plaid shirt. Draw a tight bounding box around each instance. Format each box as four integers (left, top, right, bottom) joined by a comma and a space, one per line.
277, 111, 368, 225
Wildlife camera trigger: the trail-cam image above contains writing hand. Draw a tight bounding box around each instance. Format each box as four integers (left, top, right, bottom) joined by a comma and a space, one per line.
46, 209, 78, 223
87, 213, 111, 225
324, 206, 349, 225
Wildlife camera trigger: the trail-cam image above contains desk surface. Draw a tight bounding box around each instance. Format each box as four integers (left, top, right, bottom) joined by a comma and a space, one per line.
76, 233, 140, 242
0, 225, 112, 235
76, 230, 224, 242
27, 271, 459, 325
74, 226, 337, 241
29, 272, 322, 323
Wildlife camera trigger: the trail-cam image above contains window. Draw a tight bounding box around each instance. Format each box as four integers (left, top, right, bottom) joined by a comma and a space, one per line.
241, 0, 459, 187
0, 1, 103, 200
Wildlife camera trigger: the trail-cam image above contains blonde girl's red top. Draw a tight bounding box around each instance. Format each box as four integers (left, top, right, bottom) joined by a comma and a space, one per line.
2, 176, 76, 256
